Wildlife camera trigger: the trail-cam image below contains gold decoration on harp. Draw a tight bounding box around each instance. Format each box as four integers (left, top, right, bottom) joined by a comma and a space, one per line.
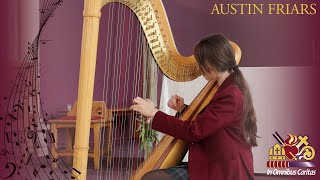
113, 0, 200, 81
108, 0, 241, 81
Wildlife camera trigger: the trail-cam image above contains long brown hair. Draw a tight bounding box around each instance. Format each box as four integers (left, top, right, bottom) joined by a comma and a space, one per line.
193, 34, 258, 147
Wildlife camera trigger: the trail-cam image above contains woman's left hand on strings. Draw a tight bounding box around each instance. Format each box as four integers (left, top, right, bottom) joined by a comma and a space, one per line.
131, 97, 159, 118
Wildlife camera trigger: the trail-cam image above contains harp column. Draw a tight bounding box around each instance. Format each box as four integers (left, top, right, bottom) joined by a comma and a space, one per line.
72, 0, 103, 179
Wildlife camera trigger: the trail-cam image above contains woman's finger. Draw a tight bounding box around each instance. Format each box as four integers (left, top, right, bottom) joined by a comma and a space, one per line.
130, 105, 139, 111
147, 99, 157, 108
167, 101, 173, 108
167, 101, 170, 107
131, 104, 144, 111
175, 95, 184, 101
172, 98, 177, 106
133, 96, 143, 104
172, 101, 176, 108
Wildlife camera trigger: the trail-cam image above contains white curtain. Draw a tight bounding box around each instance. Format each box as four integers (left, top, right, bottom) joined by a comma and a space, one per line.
157, 75, 208, 161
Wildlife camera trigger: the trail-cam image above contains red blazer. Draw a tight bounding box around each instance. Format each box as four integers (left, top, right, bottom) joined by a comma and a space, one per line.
152, 74, 254, 180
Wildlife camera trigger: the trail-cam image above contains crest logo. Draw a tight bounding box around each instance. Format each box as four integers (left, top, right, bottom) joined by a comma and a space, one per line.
267, 131, 316, 176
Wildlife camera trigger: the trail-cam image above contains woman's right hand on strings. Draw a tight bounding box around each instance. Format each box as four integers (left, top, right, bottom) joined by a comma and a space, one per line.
167, 95, 185, 112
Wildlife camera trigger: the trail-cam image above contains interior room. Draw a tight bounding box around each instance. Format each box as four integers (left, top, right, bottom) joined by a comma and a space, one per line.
0, 0, 318, 180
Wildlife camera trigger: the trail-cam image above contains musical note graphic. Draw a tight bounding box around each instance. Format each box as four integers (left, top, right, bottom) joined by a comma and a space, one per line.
39, 8, 47, 13
33, 168, 39, 177
44, 132, 56, 143
17, 72, 23, 77
21, 152, 32, 165
19, 136, 26, 146
1, 0, 68, 179
30, 118, 39, 128
25, 65, 33, 69
25, 80, 32, 87
45, 154, 59, 164
48, 170, 55, 180
31, 123, 38, 128
40, 40, 52, 44
28, 105, 36, 113
52, 0, 63, 5
14, 83, 19, 87
6, 132, 17, 143
53, 157, 59, 163
7, 113, 17, 121
29, 90, 37, 96
71, 168, 81, 179
1, 149, 13, 156
27, 42, 36, 52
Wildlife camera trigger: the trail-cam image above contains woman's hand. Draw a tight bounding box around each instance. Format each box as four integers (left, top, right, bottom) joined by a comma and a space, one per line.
167, 95, 185, 112
131, 97, 159, 118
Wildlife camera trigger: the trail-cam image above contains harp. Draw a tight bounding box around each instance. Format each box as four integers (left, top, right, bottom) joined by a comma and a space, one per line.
72, 0, 241, 179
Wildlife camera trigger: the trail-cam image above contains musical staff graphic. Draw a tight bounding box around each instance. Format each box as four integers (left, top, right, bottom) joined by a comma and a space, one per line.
0, 0, 81, 179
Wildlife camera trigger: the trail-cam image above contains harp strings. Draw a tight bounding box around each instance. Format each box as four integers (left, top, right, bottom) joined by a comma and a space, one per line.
99, 1, 115, 179
110, 2, 127, 179
98, 2, 151, 179
122, 3, 135, 179
115, 2, 126, 178
129, 20, 144, 179
127, 9, 145, 179
96, 1, 167, 179
104, 2, 121, 179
